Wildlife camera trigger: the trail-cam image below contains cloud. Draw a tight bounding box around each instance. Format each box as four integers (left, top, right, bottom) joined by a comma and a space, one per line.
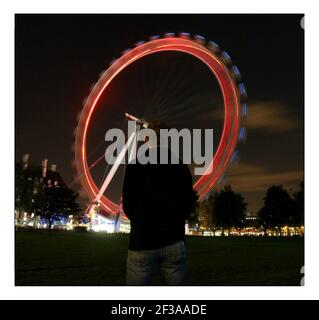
225, 162, 303, 193
194, 99, 299, 134
246, 101, 298, 133
154, 94, 299, 135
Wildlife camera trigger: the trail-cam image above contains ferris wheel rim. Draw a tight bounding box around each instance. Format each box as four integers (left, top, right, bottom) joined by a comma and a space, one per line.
74, 35, 245, 215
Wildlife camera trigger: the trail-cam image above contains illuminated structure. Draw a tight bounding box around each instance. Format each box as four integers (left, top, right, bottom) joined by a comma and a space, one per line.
73, 32, 247, 221
15, 155, 67, 227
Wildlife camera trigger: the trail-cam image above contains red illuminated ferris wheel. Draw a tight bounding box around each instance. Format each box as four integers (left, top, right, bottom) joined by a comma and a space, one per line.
73, 33, 248, 215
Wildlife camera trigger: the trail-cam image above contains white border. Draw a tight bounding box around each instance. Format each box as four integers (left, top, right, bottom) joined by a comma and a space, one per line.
1, 0, 318, 300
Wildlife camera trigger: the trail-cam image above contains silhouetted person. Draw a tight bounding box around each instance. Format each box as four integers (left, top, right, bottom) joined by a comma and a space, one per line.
122, 121, 194, 285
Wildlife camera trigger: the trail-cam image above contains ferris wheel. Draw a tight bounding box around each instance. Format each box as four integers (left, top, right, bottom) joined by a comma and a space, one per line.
73, 32, 248, 216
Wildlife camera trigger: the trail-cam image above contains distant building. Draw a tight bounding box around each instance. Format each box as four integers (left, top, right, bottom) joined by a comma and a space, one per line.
15, 154, 67, 226
244, 212, 260, 227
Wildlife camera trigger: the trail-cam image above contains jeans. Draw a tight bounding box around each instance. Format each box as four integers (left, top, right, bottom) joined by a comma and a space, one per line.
126, 240, 187, 285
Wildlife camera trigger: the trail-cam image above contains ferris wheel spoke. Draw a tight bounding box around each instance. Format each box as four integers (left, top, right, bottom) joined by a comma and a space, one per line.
94, 129, 137, 202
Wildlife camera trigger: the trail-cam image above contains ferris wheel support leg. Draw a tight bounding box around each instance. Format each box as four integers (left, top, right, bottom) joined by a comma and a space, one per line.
94, 130, 137, 202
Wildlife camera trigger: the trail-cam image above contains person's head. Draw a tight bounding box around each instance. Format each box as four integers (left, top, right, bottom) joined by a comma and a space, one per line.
145, 119, 170, 147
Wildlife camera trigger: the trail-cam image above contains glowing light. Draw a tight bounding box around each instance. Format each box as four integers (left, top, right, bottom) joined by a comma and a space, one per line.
220, 51, 232, 65
149, 35, 160, 41
121, 48, 131, 55
90, 213, 115, 233
194, 35, 206, 44
242, 103, 248, 117
135, 40, 145, 47
238, 83, 247, 97
207, 40, 220, 52
230, 150, 239, 163
179, 32, 191, 39
239, 127, 246, 141
91, 224, 114, 233
231, 65, 241, 80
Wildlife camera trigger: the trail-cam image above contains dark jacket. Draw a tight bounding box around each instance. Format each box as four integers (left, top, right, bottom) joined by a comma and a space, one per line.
122, 147, 194, 250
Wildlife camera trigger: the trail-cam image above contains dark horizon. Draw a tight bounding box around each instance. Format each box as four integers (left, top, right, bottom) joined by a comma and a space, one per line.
15, 14, 304, 214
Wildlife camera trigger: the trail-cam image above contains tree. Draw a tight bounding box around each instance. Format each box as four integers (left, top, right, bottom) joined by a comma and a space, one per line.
293, 182, 304, 226
199, 199, 213, 230
213, 185, 247, 235
33, 184, 81, 230
258, 185, 296, 236
187, 190, 200, 230
199, 192, 218, 234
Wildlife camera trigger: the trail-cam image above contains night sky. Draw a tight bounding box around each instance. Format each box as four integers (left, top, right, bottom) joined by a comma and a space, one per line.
15, 14, 304, 214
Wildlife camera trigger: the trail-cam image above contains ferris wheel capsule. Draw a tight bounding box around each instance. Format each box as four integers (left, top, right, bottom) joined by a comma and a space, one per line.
238, 126, 247, 142
238, 83, 247, 99
164, 32, 175, 38
220, 51, 232, 65
149, 34, 160, 41
242, 103, 248, 118
179, 32, 191, 39
217, 173, 226, 184
134, 40, 145, 47
207, 40, 220, 53
231, 65, 241, 81
194, 35, 206, 44
230, 150, 240, 164
121, 48, 132, 56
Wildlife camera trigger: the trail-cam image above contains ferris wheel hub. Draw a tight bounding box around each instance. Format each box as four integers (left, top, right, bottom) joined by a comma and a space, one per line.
125, 113, 149, 128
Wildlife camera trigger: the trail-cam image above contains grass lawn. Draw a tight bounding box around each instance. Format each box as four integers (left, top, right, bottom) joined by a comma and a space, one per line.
15, 232, 304, 286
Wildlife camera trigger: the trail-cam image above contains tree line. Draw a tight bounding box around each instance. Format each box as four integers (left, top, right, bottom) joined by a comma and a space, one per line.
16, 161, 304, 235
192, 183, 304, 236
